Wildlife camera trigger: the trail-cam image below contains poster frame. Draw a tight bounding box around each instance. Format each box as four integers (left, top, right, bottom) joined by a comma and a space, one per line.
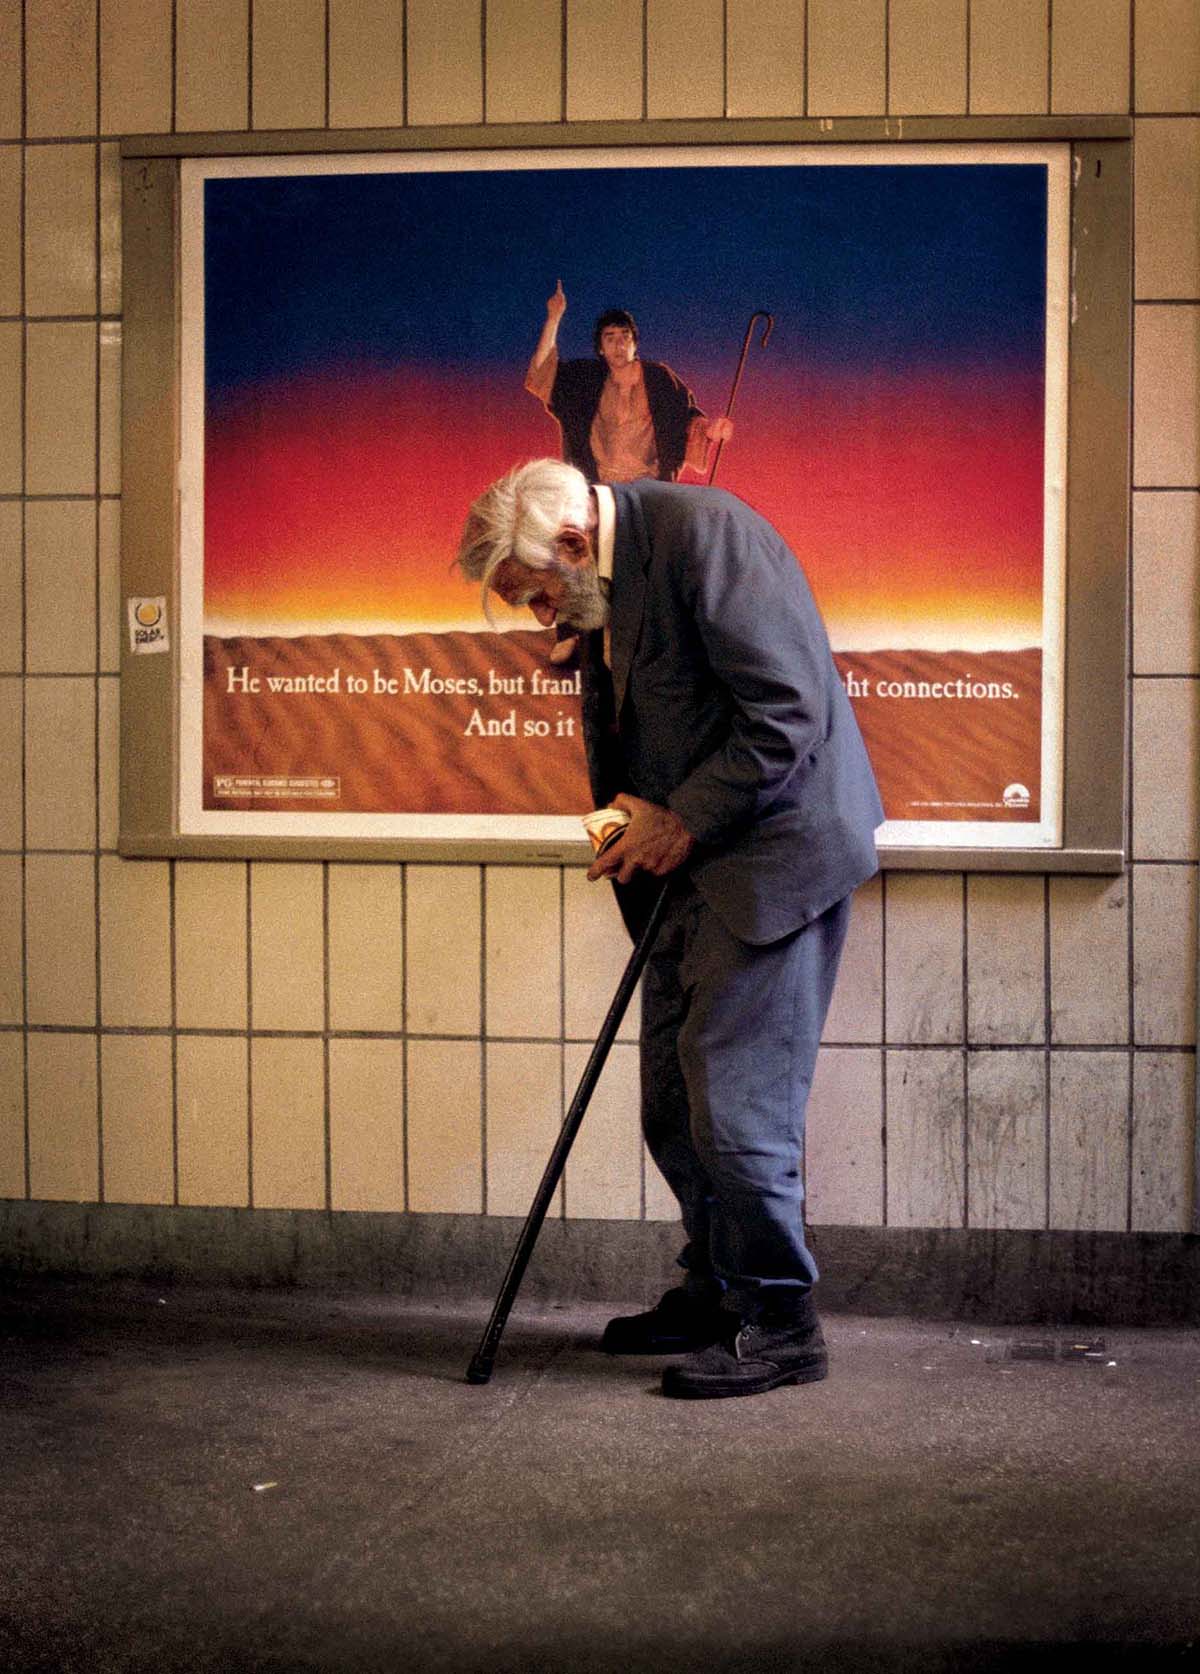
119, 115, 1131, 872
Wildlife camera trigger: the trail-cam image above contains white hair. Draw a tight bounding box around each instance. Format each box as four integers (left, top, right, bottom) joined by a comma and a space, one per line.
456, 458, 591, 614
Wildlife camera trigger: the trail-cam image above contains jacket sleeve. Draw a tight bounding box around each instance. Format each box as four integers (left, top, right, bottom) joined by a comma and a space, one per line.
664, 506, 832, 847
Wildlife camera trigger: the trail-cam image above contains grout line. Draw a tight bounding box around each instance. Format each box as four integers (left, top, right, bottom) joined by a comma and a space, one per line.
323, 860, 332, 1211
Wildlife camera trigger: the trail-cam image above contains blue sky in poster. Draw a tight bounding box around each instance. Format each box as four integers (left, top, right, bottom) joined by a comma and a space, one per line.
203, 162, 1047, 399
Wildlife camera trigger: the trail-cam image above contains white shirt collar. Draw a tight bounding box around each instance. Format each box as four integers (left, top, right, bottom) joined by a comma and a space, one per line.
593, 484, 615, 582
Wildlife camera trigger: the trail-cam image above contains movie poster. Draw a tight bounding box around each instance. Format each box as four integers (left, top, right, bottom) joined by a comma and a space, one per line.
178, 145, 1068, 849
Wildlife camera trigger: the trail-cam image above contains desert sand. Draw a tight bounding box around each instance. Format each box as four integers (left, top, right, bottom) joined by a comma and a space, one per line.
204, 631, 1041, 821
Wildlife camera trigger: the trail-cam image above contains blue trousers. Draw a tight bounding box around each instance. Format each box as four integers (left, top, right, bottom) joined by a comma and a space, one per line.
639, 883, 851, 1315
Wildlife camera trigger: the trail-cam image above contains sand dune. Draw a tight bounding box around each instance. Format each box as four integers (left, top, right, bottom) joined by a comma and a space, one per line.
204, 632, 1040, 821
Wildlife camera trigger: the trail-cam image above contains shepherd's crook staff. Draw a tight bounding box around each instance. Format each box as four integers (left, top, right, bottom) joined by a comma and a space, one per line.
707, 310, 774, 487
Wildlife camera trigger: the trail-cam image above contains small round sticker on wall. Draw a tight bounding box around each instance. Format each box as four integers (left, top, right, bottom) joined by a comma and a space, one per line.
127, 596, 169, 654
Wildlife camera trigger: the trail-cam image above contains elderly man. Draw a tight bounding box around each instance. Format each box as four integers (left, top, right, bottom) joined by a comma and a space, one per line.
525, 282, 732, 485
457, 460, 883, 1400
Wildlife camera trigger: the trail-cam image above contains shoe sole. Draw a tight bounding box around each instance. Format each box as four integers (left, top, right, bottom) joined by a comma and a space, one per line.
600, 1335, 722, 1356
661, 1357, 829, 1400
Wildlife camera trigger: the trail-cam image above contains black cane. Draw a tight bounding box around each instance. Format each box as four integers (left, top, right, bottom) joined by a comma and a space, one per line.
466, 876, 673, 1385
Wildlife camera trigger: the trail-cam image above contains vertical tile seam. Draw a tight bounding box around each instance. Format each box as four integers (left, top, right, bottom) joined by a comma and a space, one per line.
959, 871, 967, 1225
479, 864, 488, 1214
1042, 873, 1052, 1227
879, 871, 888, 1225
322, 860, 331, 1210
18, 20, 28, 1198
90, 0, 102, 1206
400, 861, 409, 1212
560, 0, 568, 124
324, 0, 331, 128
245, 860, 254, 1207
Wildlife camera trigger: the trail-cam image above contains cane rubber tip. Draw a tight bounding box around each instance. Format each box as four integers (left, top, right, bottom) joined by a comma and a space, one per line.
466, 1357, 493, 1385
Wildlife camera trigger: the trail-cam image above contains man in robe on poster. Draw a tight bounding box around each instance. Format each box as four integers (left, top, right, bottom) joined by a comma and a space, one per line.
456, 458, 883, 1401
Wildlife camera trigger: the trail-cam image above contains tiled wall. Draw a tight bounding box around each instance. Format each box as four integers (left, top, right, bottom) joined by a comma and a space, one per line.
0, 0, 1196, 1241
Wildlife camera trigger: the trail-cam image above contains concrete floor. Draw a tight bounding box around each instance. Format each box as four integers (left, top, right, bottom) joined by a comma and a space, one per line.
1, 1278, 1198, 1673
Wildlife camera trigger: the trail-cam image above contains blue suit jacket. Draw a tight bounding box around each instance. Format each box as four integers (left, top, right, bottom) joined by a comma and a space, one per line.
591, 480, 884, 946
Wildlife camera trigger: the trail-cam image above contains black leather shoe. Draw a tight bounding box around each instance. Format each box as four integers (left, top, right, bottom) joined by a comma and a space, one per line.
661, 1303, 828, 1399
600, 1287, 726, 1355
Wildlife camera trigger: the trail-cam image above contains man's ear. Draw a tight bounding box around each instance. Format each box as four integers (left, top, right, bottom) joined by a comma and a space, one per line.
555, 526, 592, 567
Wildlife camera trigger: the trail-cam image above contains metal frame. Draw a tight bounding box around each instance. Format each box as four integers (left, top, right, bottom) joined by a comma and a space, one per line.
119, 116, 1132, 872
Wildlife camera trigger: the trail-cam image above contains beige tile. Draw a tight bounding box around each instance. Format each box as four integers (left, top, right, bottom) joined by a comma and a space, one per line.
98, 500, 121, 673
100, 1033, 173, 1204
566, 0, 644, 121
1048, 1051, 1127, 1230
969, 0, 1047, 114
98, 320, 120, 494
486, 0, 561, 123
644, 1134, 679, 1222
0, 322, 22, 494
0, 853, 22, 1023
1132, 679, 1199, 861
96, 674, 118, 849
0, 0, 21, 138
176, 860, 247, 1030
27, 0, 97, 138
647, 0, 724, 118
328, 864, 403, 1032
100, 0, 173, 134
24, 144, 97, 317
25, 500, 96, 673
0, 1032, 24, 1197
564, 1039, 641, 1220
99, 854, 171, 1026
406, 0, 483, 126
1050, 0, 1129, 114
485, 866, 560, 1039
25, 675, 95, 848
25, 853, 96, 1025
252, 0, 326, 130
0, 677, 18, 849
563, 869, 639, 1042
175, 0, 249, 132
250, 1035, 325, 1209
407, 1038, 482, 1212
405, 865, 481, 1035
177, 1035, 249, 1207
885, 1048, 965, 1227
1132, 1052, 1194, 1231
966, 1049, 1046, 1228
27, 1030, 98, 1200
966, 874, 1045, 1045
1135, 0, 1200, 111
1134, 305, 1200, 489
888, 0, 967, 114
250, 861, 324, 1032
1049, 874, 1129, 1044
805, 1046, 884, 1225
884, 872, 963, 1043
99, 143, 121, 313
807, 0, 886, 116
727, 0, 804, 117
0, 504, 19, 672
823, 872, 882, 1043
329, 0, 404, 128
484, 1040, 561, 1218
1132, 862, 1197, 1045
329, 1038, 404, 1211
0, 147, 20, 313
26, 321, 96, 495
1135, 119, 1200, 300
1132, 491, 1199, 675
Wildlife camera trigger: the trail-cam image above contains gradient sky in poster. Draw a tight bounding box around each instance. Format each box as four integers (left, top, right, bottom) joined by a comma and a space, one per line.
203, 162, 1048, 646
